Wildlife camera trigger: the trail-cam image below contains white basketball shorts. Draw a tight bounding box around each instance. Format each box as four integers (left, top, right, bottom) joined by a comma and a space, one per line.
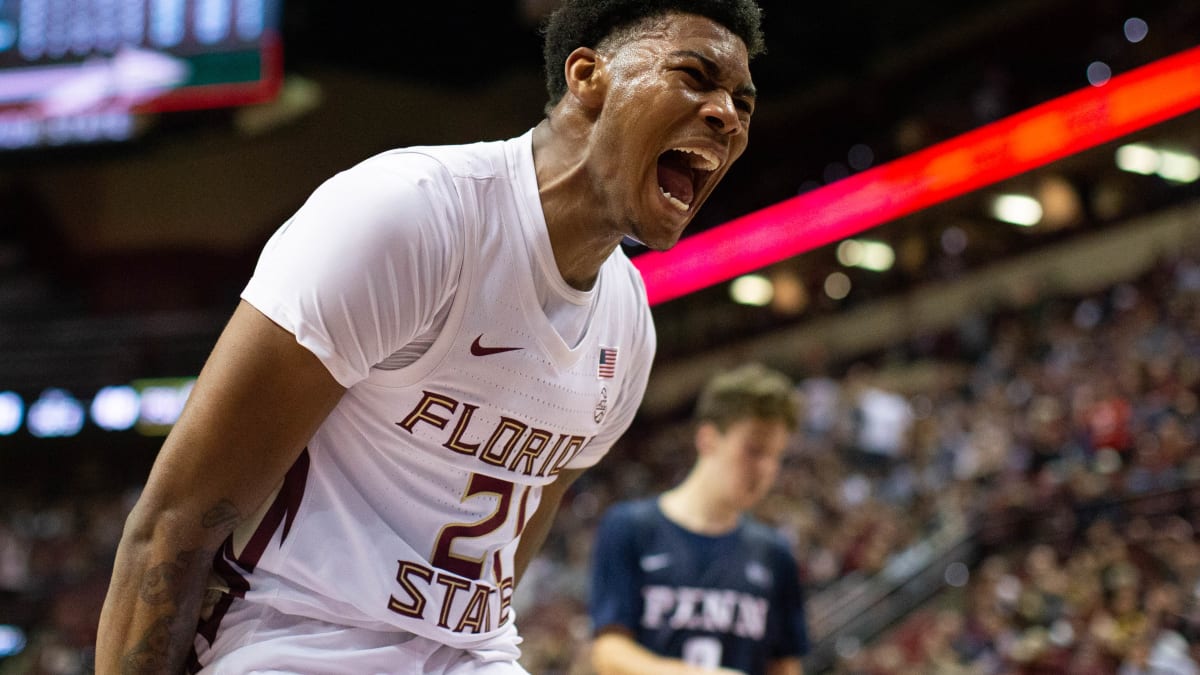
193, 598, 530, 675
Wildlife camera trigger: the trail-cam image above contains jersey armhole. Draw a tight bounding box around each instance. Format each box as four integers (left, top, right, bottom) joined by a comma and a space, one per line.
358, 167, 479, 390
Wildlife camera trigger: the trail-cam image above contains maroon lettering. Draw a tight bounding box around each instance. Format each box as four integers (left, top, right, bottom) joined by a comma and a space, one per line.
548, 435, 588, 476
432, 474, 514, 580
498, 576, 515, 625
397, 390, 597, 479
443, 403, 482, 455
387, 561, 434, 618
397, 391, 458, 433
454, 585, 495, 634
508, 428, 553, 476
480, 417, 526, 467
435, 574, 471, 628
389, 558, 522, 635
535, 435, 569, 477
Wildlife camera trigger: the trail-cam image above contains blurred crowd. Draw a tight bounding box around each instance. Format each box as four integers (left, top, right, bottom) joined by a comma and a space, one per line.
515, 247, 1200, 674
0, 468, 137, 674
1, 247, 1198, 674
839, 517, 1200, 675
813, 247, 1200, 674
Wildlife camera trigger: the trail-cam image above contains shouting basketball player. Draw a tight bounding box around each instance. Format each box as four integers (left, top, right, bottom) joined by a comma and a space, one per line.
96, 1, 765, 673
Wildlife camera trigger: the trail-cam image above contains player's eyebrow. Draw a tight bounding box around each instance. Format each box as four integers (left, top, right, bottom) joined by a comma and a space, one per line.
670, 49, 758, 100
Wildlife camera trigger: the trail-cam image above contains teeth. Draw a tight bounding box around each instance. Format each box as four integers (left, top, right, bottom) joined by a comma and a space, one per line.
671, 147, 720, 171
659, 187, 690, 212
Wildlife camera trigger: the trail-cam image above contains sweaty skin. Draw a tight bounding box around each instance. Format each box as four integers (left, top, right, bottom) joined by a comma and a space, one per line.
533, 13, 754, 288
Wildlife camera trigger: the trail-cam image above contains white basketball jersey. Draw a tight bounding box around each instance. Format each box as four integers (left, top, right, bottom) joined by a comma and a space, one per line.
194, 132, 655, 666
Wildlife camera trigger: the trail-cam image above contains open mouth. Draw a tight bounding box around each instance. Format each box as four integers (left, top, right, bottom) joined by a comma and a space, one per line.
656, 147, 720, 213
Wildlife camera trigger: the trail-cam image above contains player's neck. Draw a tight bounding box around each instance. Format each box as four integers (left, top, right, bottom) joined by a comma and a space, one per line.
531, 118, 625, 290
659, 481, 741, 536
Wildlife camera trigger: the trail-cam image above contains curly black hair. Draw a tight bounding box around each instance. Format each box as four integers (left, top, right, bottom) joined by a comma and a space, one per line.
541, 0, 765, 109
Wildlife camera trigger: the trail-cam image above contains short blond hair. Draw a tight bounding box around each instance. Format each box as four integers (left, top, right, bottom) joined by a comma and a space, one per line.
694, 363, 798, 432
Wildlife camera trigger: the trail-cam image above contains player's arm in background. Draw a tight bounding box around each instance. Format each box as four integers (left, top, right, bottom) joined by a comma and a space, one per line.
95, 301, 346, 674
593, 629, 749, 675
514, 467, 585, 585
767, 656, 804, 675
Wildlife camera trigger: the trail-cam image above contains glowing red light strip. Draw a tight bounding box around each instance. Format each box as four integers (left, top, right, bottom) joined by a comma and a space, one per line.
635, 45, 1200, 306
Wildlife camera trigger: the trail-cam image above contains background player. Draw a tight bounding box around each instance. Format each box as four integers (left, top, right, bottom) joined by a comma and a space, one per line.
95, 1, 765, 673
589, 363, 809, 675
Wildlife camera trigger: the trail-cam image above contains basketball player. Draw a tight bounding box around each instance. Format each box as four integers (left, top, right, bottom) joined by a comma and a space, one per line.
95, 1, 764, 673
589, 364, 809, 675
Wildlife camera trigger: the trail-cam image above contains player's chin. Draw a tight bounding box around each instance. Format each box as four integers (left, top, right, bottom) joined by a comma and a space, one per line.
639, 234, 683, 252
632, 217, 691, 251
744, 484, 771, 505
635, 194, 700, 249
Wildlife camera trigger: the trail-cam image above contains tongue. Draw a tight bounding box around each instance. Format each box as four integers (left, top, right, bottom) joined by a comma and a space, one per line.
657, 160, 694, 205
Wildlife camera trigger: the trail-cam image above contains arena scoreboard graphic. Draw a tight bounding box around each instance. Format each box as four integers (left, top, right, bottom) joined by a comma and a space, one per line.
0, 0, 282, 149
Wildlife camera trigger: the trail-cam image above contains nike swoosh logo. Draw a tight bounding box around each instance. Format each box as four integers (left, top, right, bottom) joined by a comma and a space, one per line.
640, 553, 672, 572
470, 334, 523, 356
746, 562, 772, 587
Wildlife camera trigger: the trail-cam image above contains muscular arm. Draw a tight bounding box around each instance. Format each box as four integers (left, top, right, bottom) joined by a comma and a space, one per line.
592, 630, 747, 675
512, 467, 584, 587
95, 301, 346, 674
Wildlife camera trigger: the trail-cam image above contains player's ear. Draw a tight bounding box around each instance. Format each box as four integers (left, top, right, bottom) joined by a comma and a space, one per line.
564, 47, 606, 110
694, 422, 719, 456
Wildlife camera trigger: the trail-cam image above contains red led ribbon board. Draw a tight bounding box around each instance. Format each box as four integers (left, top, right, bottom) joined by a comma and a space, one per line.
634, 45, 1200, 306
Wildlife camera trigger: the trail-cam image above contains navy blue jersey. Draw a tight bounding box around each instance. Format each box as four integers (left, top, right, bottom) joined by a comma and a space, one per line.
589, 498, 809, 675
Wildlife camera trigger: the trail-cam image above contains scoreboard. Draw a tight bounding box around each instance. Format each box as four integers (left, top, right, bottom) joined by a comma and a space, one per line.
0, 0, 282, 149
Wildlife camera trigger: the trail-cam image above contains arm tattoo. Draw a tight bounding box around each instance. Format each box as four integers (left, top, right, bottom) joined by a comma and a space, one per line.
138, 548, 203, 605
202, 498, 241, 531
121, 499, 242, 674
120, 617, 172, 675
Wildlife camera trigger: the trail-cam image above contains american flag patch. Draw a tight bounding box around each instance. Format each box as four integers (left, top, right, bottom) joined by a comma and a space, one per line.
598, 347, 618, 379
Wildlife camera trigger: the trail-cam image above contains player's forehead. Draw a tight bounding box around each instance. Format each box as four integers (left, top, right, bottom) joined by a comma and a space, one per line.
722, 416, 791, 441
604, 12, 753, 81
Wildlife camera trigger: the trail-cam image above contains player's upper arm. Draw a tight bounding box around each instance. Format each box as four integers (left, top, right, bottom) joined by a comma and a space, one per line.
130, 301, 346, 544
